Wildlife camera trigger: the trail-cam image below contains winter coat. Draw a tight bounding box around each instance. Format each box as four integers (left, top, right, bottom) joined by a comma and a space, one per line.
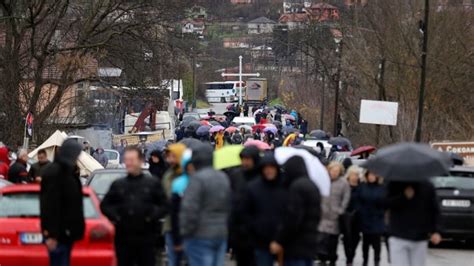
276, 156, 321, 259
215, 133, 224, 150
243, 175, 287, 249
8, 160, 29, 183
386, 181, 440, 241
180, 144, 231, 240
318, 177, 351, 235
148, 150, 167, 181
93, 149, 108, 168
359, 183, 386, 234
28, 161, 51, 181
100, 172, 168, 245
40, 139, 85, 243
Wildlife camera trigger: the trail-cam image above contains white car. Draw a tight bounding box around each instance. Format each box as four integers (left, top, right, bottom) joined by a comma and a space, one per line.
232, 117, 256, 126
103, 149, 120, 169
302, 139, 332, 157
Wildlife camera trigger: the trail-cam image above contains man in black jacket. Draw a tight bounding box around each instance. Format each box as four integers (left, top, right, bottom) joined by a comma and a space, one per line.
271, 156, 322, 266
101, 146, 168, 266
40, 139, 85, 266
8, 149, 29, 183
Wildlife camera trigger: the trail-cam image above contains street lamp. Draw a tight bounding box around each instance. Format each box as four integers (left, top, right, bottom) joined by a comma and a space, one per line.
333, 38, 342, 137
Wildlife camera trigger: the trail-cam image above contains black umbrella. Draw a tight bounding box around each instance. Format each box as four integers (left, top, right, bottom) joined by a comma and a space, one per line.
179, 138, 202, 150
180, 117, 198, 128
282, 127, 297, 135
309, 130, 329, 140
448, 152, 464, 166
145, 140, 168, 158
329, 137, 352, 149
186, 120, 201, 131
209, 120, 220, 126
363, 142, 451, 181
223, 111, 237, 117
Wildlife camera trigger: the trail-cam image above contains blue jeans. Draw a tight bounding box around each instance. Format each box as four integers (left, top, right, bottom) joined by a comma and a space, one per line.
48, 242, 72, 266
255, 249, 274, 266
284, 259, 313, 266
165, 232, 183, 266
184, 238, 227, 266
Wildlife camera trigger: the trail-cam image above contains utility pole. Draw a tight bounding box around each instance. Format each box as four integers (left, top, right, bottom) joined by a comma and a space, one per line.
192, 51, 196, 108
415, 0, 430, 142
221, 56, 260, 106
333, 40, 342, 137
320, 74, 325, 130
375, 58, 385, 146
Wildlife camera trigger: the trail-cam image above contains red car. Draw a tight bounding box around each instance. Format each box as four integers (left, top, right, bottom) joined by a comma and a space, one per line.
0, 184, 116, 266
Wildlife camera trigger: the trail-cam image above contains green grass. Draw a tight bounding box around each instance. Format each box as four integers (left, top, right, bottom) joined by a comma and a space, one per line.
269, 97, 284, 107
196, 99, 210, 109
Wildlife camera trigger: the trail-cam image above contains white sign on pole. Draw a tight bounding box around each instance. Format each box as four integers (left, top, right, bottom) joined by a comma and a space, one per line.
359, 100, 398, 126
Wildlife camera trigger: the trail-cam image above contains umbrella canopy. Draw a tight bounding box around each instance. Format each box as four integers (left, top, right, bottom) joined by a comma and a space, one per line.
362, 142, 451, 181
226, 103, 234, 110
225, 126, 238, 133
351, 145, 376, 157
145, 140, 169, 158
200, 120, 210, 126
309, 130, 328, 140
252, 124, 266, 132
275, 147, 331, 196
263, 127, 277, 134
448, 152, 464, 166
179, 138, 202, 150
283, 114, 295, 121
196, 125, 211, 136
210, 125, 225, 133
244, 139, 271, 150
262, 123, 277, 129
186, 120, 202, 131
253, 109, 263, 115
273, 121, 282, 127
238, 125, 252, 133
213, 145, 244, 170
224, 111, 237, 117
329, 137, 352, 149
209, 120, 221, 126
282, 127, 297, 135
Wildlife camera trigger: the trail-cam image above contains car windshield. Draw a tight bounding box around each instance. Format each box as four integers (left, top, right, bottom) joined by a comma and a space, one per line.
104, 151, 118, 160
431, 176, 474, 190
89, 172, 125, 195
0, 192, 99, 218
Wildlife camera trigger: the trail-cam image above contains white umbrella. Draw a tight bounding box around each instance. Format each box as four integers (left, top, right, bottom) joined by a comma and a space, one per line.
275, 147, 331, 196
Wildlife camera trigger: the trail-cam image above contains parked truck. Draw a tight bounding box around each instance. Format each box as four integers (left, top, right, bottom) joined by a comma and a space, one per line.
245, 78, 267, 104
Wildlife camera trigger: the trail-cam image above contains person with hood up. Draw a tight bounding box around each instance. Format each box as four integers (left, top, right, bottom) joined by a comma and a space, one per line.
148, 150, 167, 181
29, 149, 51, 183
359, 170, 386, 266
40, 139, 85, 266
215, 130, 225, 150
169, 149, 194, 266
0, 146, 10, 179
270, 156, 321, 266
317, 162, 351, 266
180, 143, 231, 266
8, 149, 29, 183
242, 153, 287, 266
93, 147, 108, 168
101, 146, 168, 266
162, 143, 187, 266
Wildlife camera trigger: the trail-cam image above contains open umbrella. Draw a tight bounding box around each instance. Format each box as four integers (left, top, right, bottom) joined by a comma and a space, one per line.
210, 125, 225, 133
362, 142, 451, 181
283, 114, 295, 121
179, 138, 202, 150
213, 145, 244, 170
448, 152, 464, 166
309, 130, 328, 140
200, 120, 210, 126
273, 121, 282, 128
263, 127, 277, 134
252, 124, 266, 132
209, 120, 221, 126
225, 126, 238, 133
224, 111, 237, 117
244, 139, 271, 150
238, 125, 252, 133
282, 127, 297, 135
351, 145, 376, 157
329, 137, 352, 149
196, 125, 211, 137
186, 120, 202, 131
262, 123, 277, 129
145, 140, 169, 158
275, 147, 331, 196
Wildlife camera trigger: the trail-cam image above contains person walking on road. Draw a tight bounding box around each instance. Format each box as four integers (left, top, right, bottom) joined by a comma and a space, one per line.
93, 147, 108, 168
8, 149, 29, 184
149, 150, 167, 181
359, 170, 386, 266
162, 143, 186, 266
342, 166, 363, 266
40, 139, 85, 266
29, 149, 51, 183
180, 143, 231, 266
385, 180, 441, 266
242, 153, 287, 266
317, 162, 350, 266
101, 146, 168, 266
270, 156, 321, 266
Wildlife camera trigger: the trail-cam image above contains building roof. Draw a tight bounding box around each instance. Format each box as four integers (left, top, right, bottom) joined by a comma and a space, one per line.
309, 3, 338, 10
248, 16, 277, 24
279, 13, 310, 23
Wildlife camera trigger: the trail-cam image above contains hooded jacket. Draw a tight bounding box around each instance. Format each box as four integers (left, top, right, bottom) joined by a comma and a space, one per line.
40, 139, 85, 243
242, 153, 287, 249
180, 143, 231, 239
162, 143, 186, 233
240, 145, 261, 182
276, 156, 321, 259
148, 150, 167, 181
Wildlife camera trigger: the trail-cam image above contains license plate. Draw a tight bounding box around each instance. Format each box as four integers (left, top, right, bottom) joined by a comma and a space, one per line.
20, 233, 43, 244
442, 199, 471, 208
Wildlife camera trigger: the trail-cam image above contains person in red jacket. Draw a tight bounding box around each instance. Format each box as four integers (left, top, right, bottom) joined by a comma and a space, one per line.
0, 146, 10, 180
